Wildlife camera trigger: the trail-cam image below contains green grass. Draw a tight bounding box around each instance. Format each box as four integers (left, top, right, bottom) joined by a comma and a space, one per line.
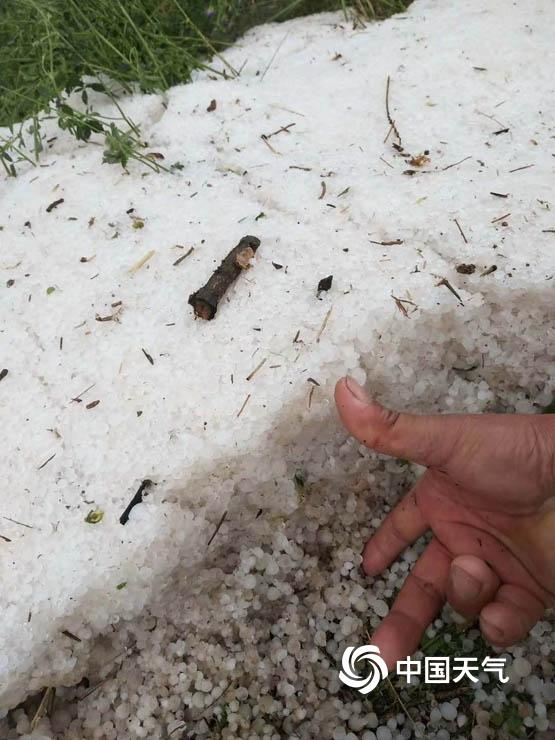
368, 622, 536, 739
0, 0, 410, 175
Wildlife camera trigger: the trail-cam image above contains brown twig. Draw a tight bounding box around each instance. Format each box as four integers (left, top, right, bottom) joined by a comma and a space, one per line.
369, 238, 403, 246
188, 236, 260, 320
385, 76, 402, 147
207, 511, 227, 548
437, 278, 464, 306
173, 246, 194, 266
453, 218, 468, 243
442, 156, 472, 171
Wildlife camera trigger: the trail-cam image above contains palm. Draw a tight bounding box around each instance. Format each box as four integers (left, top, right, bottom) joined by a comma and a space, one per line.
335, 377, 555, 669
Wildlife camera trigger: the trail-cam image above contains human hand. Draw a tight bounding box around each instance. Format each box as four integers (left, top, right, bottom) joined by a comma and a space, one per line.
335, 376, 555, 669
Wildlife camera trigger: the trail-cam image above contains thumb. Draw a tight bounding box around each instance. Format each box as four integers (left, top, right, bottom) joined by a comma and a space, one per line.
335, 376, 464, 468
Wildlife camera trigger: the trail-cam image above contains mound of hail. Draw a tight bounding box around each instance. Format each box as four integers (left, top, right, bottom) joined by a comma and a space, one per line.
1, 0, 554, 734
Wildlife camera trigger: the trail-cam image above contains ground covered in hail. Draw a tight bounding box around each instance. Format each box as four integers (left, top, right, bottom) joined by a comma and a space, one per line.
1, 0, 554, 737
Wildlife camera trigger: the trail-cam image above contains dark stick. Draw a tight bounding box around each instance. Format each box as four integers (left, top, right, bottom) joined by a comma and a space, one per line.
120, 479, 152, 525
188, 236, 260, 320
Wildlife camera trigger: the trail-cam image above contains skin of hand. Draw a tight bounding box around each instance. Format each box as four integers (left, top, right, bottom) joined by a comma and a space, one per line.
335, 376, 555, 670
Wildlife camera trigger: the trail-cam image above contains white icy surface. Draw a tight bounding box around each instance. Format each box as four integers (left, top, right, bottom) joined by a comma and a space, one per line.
1, 0, 554, 713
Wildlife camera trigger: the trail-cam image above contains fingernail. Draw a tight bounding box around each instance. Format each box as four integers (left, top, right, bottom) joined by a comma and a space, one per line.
345, 376, 371, 403
451, 565, 482, 600
480, 616, 505, 642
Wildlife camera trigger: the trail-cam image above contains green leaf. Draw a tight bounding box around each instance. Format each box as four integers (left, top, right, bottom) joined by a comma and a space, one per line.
85, 508, 104, 524
46, 286, 56, 295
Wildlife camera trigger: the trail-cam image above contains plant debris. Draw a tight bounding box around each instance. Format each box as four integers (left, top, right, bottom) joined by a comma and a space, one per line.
246, 357, 267, 382
37, 453, 56, 470
317, 275, 333, 294
46, 198, 64, 213
120, 479, 152, 525
86, 400, 100, 410
456, 263, 476, 275
206, 510, 227, 548
453, 218, 468, 243
188, 235, 261, 320
236, 394, 251, 418
206, 99, 217, 112
369, 238, 403, 246
173, 246, 194, 267
385, 75, 402, 147
129, 250, 155, 273
85, 508, 104, 524
142, 348, 154, 365
480, 265, 497, 276
61, 629, 81, 642
316, 307, 332, 343
436, 277, 464, 306
0, 369, 8, 382
408, 152, 429, 167
490, 191, 509, 198
31, 687, 55, 731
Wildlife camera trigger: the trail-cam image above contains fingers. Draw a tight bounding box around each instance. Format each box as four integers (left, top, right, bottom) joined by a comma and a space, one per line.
363, 484, 428, 576
335, 376, 465, 469
480, 584, 546, 647
369, 539, 451, 670
446, 555, 500, 618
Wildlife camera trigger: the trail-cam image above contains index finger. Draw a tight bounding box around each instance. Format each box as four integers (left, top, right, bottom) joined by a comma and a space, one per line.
369, 538, 451, 670
363, 480, 429, 576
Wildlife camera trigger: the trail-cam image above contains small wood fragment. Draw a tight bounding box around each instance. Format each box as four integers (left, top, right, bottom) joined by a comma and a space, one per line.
246, 357, 267, 381
188, 236, 260, 320
316, 307, 333, 343
142, 348, 154, 365
31, 687, 55, 731
453, 218, 468, 243
392, 295, 410, 318
173, 246, 194, 267
46, 198, 64, 213
129, 250, 155, 274
369, 239, 403, 246
490, 192, 509, 198
437, 278, 464, 305
491, 212, 510, 223
385, 76, 402, 147
456, 263, 476, 275
480, 265, 497, 276
442, 156, 472, 171
38, 453, 56, 470
508, 164, 534, 173
317, 275, 333, 294
120, 479, 152, 525
318, 181, 326, 200
0, 369, 8, 382
207, 511, 227, 548
236, 394, 251, 418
